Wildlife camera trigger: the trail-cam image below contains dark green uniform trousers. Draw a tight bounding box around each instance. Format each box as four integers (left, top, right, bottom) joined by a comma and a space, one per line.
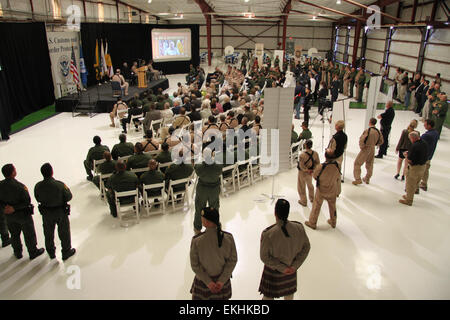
106, 191, 135, 218
6, 213, 39, 256
84, 160, 94, 178
42, 212, 72, 256
358, 85, 364, 103
0, 211, 9, 243
194, 183, 220, 231
349, 81, 355, 97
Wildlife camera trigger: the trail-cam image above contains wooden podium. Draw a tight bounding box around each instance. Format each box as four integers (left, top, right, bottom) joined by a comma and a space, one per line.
138, 66, 147, 88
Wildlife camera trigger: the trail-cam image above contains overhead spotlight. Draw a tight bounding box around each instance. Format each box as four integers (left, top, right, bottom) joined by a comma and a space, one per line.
390, 26, 394, 29
148, 0, 152, 3
312, 15, 317, 20
336, 0, 341, 4
244, 0, 250, 3
427, 25, 432, 29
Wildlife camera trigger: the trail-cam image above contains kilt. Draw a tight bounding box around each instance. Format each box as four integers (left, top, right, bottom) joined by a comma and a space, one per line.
190, 276, 232, 300
259, 265, 297, 298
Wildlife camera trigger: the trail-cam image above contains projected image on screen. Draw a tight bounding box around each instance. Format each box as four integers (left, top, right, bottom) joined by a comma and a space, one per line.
152, 29, 192, 62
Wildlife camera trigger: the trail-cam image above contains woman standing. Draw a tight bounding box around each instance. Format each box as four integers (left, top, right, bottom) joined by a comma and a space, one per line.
395, 119, 420, 180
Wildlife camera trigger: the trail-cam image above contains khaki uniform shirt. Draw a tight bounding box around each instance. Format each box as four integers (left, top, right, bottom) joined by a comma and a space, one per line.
359, 126, 383, 150
260, 220, 311, 272
299, 150, 320, 172
190, 228, 238, 284
313, 161, 341, 197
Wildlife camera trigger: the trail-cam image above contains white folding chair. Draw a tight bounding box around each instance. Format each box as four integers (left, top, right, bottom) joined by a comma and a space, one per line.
249, 155, 262, 184
220, 164, 237, 196
150, 118, 163, 138
118, 155, 132, 163
236, 159, 251, 190
99, 173, 113, 201
157, 162, 173, 172
116, 108, 128, 128
290, 141, 302, 169
131, 167, 148, 175
142, 182, 165, 216
143, 150, 159, 158
115, 188, 140, 227
166, 176, 192, 210
93, 159, 106, 175
128, 113, 143, 132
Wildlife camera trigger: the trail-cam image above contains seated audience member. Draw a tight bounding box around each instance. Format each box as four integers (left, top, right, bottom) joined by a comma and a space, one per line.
111, 134, 135, 160
164, 150, 194, 193
141, 130, 160, 152
240, 117, 250, 132
172, 100, 182, 115
291, 124, 299, 144
203, 115, 219, 135
219, 115, 230, 132
143, 103, 162, 133
222, 96, 232, 112
106, 161, 139, 218
189, 105, 203, 122
84, 136, 110, 181
155, 143, 173, 173
110, 97, 128, 127
111, 69, 129, 96
252, 115, 262, 135
161, 102, 174, 123
243, 105, 255, 122
126, 143, 152, 174
160, 126, 182, 149
139, 159, 165, 200
173, 92, 182, 106
93, 151, 116, 189
297, 121, 312, 141
200, 101, 212, 120
227, 111, 239, 129
173, 107, 191, 129
121, 97, 143, 134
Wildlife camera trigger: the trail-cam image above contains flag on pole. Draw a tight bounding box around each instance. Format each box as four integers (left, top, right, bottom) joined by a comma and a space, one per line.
100, 39, 108, 77
70, 45, 80, 89
94, 39, 100, 80
79, 42, 88, 88
105, 40, 114, 78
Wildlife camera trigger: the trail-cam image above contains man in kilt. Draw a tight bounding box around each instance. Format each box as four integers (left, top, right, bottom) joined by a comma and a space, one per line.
259, 199, 311, 300
190, 207, 237, 300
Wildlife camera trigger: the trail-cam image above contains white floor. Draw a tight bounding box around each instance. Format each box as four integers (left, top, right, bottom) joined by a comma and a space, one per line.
0, 70, 450, 300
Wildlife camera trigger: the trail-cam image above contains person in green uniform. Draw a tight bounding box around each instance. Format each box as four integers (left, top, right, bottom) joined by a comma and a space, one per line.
194, 149, 223, 234
155, 143, 173, 172
34, 163, 76, 260
106, 161, 139, 218
349, 67, 357, 98
291, 124, 299, 145
0, 164, 44, 260
165, 150, 194, 193
111, 134, 134, 160
241, 52, 248, 71
84, 136, 110, 181
148, 89, 157, 103
140, 159, 165, 208
432, 93, 448, 138
357, 70, 366, 103
129, 93, 142, 109
339, 65, 345, 93
297, 121, 312, 141
126, 143, 152, 175
274, 56, 280, 68
93, 151, 117, 189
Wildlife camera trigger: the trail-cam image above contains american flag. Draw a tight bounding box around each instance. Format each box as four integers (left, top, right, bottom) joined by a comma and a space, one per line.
70, 45, 80, 86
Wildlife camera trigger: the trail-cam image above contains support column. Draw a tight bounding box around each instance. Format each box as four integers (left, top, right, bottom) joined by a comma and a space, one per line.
221, 22, 224, 56
29, 0, 34, 20
411, 0, 418, 22
360, 29, 368, 69
352, 21, 362, 68
416, 27, 432, 74
206, 15, 212, 66
82, 0, 87, 22
344, 27, 350, 63
116, 0, 120, 23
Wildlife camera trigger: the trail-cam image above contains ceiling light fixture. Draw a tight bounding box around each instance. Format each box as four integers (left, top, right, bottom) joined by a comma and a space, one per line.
336, 0, 342, 4
148, 0, 152, 3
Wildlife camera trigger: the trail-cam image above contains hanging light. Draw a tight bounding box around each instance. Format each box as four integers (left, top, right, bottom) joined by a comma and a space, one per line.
337, 0, 342, 4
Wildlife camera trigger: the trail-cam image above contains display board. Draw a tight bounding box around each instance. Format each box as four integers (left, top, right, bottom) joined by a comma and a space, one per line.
260, 87, 294, 175
365, 76, 383, 126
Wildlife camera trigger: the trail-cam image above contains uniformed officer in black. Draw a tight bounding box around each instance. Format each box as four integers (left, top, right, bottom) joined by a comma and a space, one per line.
34, 163, 76, 260
0, 164, 44, 260
376, 100, 396, 159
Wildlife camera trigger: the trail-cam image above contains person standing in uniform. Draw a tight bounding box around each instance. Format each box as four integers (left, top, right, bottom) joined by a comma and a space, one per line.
194, 149, 223, 234
305, 151, 341, 230
0, 164, 44, 259
376, 101, 395, 159
343, 66, 351, 96
190, 207, 237, 300
297, 140, 320, 207
432, 93, 448, 139
399, 132, 428, 206
356, 69, 366, 103
349, 67, 357, 98
106, 161, 139, 218
352, 118, 383, 185
34, 163, 76, 260
259, 199, 310, 300
326, 120, 347, 197
84, 136, 110, 181
419, 119, 439, 191
394, 119, 420, 181
330, 75, 339, 103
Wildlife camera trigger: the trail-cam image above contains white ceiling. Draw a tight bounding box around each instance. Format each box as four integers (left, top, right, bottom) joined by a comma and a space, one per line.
122, 0, 391, 22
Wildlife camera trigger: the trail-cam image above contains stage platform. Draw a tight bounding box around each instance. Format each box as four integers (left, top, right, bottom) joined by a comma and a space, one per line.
55, 78, 169, 113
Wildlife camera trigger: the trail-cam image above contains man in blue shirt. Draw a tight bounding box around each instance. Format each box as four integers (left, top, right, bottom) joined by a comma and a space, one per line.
419, 119, 439, 191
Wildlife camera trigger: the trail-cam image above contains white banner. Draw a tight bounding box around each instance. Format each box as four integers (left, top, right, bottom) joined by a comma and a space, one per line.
47, 31, 81, 99
365, 76, 382, 127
